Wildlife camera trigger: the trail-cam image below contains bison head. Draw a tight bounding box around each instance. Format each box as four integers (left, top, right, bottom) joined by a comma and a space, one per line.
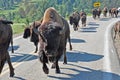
69, 16, 73, 25
23, 27, 31, 38
23, 21, 41, 41
33, 22, 63, 62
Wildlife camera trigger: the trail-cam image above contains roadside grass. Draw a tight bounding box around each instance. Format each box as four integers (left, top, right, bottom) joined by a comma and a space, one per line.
12, 23, 26, 34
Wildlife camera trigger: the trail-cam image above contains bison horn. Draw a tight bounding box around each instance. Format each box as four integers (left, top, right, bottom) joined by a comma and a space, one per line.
59, 26, 65, 35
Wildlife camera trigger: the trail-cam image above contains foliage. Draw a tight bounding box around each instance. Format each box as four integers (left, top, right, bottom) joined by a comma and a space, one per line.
0, 0, 120, 34
12, 23, 26, 34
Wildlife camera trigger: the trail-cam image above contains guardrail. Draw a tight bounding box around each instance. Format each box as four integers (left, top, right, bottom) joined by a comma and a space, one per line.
103, 19, 120, 80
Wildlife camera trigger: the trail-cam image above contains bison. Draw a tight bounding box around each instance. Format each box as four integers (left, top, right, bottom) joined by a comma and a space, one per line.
80, 11, 87, 27
23, 20, 42, 53
92, 8, 101, 19
110, 8, 119, 18
33, 7, 72, 74
0, 19, 14, 77
103, 7, 108, 17
69, 11, 80, 31
114, 21, 120, 39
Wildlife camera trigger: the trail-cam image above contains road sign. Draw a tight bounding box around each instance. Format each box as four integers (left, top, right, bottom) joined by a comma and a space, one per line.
93, 2, 101, 7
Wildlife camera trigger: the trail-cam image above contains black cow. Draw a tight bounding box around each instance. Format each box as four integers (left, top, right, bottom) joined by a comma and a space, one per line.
69, 11, 80, 31
0, 19, 14, 77
33, 7, 72, 74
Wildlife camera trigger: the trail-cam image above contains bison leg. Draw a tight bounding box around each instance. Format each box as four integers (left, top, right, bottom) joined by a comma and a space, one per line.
63, 48, 67, 64
34, 42, 38, 53
115, 13, 117, 18
10, 39, 14, 53
93, 15, 96, 19
43, 63, 49, 74
39, 50, 48, 63
73, 24, 76, 31
38, 50, 49, 74
35, 45, 38, 53
55, 60, 60, 73
114, 31, 117, 39
0, 59, 6, 74
6, 51, 14, 77
51, 62, 56, 69
118, 32, 120, 38
68, 37, 72, 51
52, 61, 60, 73
55, 51, 64, 73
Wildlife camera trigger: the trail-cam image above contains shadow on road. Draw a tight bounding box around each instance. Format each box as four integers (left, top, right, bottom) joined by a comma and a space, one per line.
87, 22, 100, 26
71, 38, 86, 43
10, 52, 38, 62
11, 76, 26, 80
48, 64, 120, 80
79, 22, 99, 32
80, 27, 97, 32
63, 51, 104, 62
99, 17, 111, 21
8, 45, 19, 52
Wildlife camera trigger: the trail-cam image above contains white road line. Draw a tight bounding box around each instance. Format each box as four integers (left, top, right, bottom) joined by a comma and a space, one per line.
103, 19, 120, 80
13, 35, 22, 41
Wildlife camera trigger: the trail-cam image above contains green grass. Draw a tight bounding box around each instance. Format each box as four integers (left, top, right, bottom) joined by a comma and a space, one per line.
12, 23, 26, 34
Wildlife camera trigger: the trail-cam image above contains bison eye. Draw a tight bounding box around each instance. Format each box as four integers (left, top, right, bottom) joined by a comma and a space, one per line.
50, 15, 53, 18
50, 12, 54, 18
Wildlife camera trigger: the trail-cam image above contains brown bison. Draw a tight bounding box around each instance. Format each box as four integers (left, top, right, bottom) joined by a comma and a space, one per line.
103, 7, 108, 17
92, 8, 101, 19
23, 20, 42, 53
110, 8, 119, 18
80, 11, 87, 27
0, 19, 14, 77
114, 21, 120, 39
69, 11, 80, 31
33, 7, 72, 74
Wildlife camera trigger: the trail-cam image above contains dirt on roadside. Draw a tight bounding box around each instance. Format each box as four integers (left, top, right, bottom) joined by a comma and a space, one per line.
114, 39, 120, 60
13, 33, 23, 38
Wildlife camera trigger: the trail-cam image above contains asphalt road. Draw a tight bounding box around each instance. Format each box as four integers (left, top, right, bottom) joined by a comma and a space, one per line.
0, 15, 120, 80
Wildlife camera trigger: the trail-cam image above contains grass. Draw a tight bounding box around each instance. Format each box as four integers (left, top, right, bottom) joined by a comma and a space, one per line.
12, 23, 26, 34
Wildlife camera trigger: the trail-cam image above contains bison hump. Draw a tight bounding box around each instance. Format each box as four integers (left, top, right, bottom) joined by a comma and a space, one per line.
0, 20, 13, 24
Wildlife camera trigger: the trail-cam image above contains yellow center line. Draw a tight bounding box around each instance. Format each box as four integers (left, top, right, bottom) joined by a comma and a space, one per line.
1, 51, 36, 76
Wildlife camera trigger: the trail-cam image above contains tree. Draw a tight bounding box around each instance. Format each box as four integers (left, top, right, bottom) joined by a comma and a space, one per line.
19, 7, 26, 18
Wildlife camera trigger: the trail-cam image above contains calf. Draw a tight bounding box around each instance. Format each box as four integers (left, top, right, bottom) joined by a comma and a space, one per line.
23, 20, 42, 53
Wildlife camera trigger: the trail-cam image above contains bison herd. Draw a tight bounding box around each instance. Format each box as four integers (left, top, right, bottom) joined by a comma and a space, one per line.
92, 7, 119, 19
0, 6, 120, 77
